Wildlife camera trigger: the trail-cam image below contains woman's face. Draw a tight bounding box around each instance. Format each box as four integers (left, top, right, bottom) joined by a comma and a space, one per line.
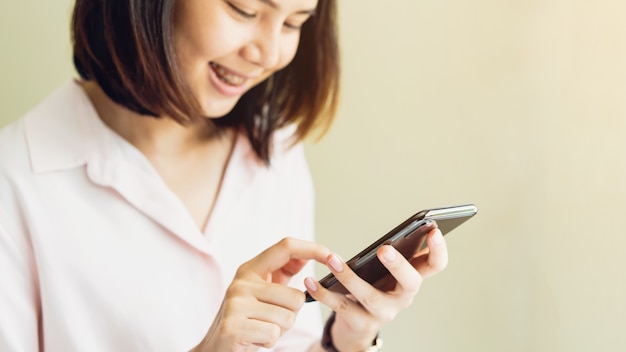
173, 0, 318, 118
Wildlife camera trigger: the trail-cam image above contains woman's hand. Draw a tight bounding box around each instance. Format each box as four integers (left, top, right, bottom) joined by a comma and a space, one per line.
304, 226, 448, 352
193, 238, 330, 352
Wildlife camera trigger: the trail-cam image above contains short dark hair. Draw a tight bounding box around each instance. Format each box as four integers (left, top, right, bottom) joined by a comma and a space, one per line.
71, 0, 340, 163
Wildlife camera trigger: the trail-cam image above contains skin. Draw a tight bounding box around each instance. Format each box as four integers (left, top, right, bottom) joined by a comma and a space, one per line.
172, 0, 317, 117
85, 0, 317, 229
305, 227, 448, 352
193, 238, 332, 351
83, 0, 450, 351
192, 228, 448, 352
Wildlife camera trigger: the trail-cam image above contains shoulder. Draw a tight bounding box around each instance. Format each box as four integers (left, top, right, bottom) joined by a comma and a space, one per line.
1, 81, 93, 178
0, 82, 68, 178
0, 119, 33, 247
0, 119, 32, 182
0, 99, 43, 221
0, 80, 86, 220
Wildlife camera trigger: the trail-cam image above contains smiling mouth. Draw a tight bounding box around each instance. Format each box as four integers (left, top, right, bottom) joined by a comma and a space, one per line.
210, 62, 246, 87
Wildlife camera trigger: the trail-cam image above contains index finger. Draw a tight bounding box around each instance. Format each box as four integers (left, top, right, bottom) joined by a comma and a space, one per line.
247, 237, 331, 276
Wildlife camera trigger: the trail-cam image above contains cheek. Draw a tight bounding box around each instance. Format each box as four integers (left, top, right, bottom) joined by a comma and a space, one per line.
277, 35, 302, 70
173, 2, 240, 68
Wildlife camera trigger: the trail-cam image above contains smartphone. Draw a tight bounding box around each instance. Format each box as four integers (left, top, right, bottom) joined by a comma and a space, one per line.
305, 204, 478, 302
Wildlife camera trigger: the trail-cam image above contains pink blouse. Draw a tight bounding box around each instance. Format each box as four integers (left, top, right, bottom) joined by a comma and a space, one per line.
0, 81, 323, 351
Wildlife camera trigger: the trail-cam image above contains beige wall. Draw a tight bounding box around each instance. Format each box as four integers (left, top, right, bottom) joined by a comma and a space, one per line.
2, 1, 626, 351
0, 2, 76, 121
308, 1, 626, 351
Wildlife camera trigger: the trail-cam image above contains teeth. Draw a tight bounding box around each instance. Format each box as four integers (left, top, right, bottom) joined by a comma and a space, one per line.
210, 62, 245, 86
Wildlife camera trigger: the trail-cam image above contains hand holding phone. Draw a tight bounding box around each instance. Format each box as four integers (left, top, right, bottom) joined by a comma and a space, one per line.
305, 204, 477, 302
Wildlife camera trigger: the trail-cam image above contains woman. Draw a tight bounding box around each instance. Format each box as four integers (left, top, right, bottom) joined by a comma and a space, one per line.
0, 0, 448, 351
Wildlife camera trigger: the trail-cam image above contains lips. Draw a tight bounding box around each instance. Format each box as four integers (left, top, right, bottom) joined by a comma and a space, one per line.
209, 62, 246, 87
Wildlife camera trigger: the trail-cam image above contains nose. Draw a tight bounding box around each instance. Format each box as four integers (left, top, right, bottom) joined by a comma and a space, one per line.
241, 23, 282, 69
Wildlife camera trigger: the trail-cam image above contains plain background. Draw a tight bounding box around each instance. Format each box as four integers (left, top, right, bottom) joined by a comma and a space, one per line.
2, 1, 626, 351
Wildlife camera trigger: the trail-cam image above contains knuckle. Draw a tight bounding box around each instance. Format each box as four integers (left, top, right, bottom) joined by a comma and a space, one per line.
292, 291, 306, 308
379, 310, 397, 324
234, 263, 251, 278
283, 291, 305, 311
359, 291, 381, 309
399, 295, 415, 310
333, 297, 351, 313
256, 324, 281, 349
278, 237, 296, 249
220, 317, 240, 339
275, 307, 296, 328
429, 257, 448, 272
225, 280, 247, 298
221, 301, 236, 317
268, 324, 282, 341
262, 342, 276, 350
404, 275, 423, 294
282, 310, 297, 330
227, 342, 240, 352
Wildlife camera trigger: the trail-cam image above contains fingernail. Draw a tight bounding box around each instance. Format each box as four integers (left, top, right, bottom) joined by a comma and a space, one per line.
382, 246, 397, 262
304, 277, 318, 292
432, 230, 444, 245
328, 254, 343, 272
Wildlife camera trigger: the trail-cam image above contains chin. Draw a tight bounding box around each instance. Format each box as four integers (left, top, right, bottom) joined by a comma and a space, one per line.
201, 98, 240, 119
